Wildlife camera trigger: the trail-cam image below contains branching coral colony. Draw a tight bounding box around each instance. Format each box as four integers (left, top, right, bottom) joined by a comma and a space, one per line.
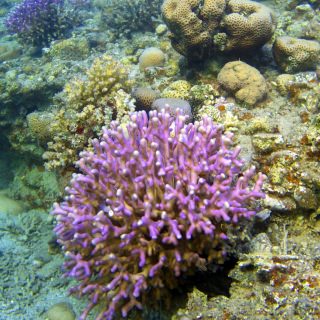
52, 109, 265, 320
5, 0, 74, 47
43, 55, 134, 170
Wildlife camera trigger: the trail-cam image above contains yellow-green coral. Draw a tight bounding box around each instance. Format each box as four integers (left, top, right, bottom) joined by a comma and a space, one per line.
252, 133, 285, 154
162, 80, 191, 100
196, 104, 222, 123
268, 163, 287, 185
26, 111, 55, 142
244, 117, 273, 134
109, 89, 135, 125
190, 84, 219, 107
274, 74, 295, 95
64, 54, 132, 110
193, 85, 239, 131
46, 37, 90, 61
190, 83, 219, 120
43, 55, 134, 170
222, 111, 240, 132
301, 82, 320, 113
8, 119, 44, 159
306, 114, 320, 153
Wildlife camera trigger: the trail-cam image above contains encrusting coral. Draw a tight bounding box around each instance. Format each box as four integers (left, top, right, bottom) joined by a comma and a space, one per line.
43, 55, 134, 170
46, 37, 90, 61
161, 0, 276, 61
52, 109, 265, 320
9, 165, 61, 209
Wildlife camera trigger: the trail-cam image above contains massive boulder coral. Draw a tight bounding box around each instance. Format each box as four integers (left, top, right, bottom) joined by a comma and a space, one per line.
221, 0, 277, 52
273, 36, 320, 73
217, 61, 268, 105
52, 109, 265, 320
43, 55, 134, 170
161, 0, 276, 61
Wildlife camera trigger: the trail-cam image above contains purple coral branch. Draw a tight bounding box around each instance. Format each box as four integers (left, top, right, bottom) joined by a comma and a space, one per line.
52, 109, 266, 319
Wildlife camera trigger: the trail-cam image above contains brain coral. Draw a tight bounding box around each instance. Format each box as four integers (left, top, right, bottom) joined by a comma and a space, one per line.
138, 47, 166, 71
273, 36, 320, 73
161, 0, 213, 60
161, 0, 276, 61
217, 60, 267, 105
52, 109, 265, 320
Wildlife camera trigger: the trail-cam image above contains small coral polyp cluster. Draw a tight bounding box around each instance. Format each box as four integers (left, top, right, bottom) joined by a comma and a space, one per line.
53, 109, 265, 319
5, 0, 71, 46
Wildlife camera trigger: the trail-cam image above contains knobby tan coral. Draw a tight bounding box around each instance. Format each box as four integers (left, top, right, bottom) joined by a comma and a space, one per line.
222, 0, 277, 51
217, 60, 267, 105
273, 36, 320, 73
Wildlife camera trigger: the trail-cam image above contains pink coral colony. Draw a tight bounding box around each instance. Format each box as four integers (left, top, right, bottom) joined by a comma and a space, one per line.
52, 109, 265, 319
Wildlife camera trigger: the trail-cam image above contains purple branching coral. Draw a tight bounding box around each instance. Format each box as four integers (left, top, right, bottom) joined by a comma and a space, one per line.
5, 0, 73, 46
52, 109, 266, 319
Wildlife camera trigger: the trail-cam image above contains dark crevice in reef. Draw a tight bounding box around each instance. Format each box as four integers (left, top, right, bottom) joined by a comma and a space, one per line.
140, 258, 238, 320
189, 257, 237, 298
0, 135, 16, 188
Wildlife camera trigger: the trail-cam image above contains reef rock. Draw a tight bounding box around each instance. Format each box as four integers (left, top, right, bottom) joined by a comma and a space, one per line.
151, 98, 192, 118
